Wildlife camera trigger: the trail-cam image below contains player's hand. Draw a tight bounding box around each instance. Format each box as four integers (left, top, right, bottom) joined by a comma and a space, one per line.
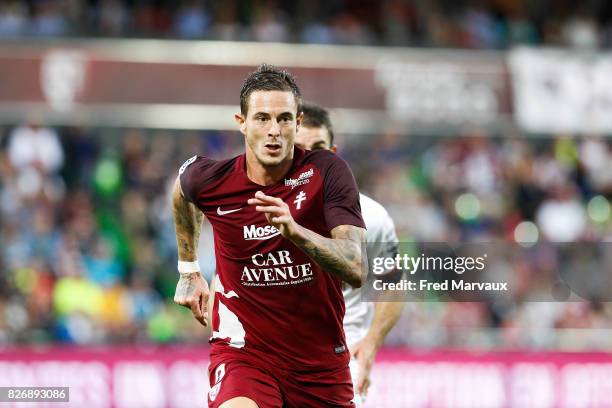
248, 191, 298, 239
350, 336, 380, 397
174, 272, 210, 327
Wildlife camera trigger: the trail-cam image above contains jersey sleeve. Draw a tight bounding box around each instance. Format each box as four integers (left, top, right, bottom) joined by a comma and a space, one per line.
323, 156, 366, 231
372, 215, 402, 282
178, 155, 214, 204
364, 199, 401, 281
369, 214, 399, 257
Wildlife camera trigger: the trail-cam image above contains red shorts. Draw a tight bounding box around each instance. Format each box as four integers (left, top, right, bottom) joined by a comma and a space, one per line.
207, 352, 355, 408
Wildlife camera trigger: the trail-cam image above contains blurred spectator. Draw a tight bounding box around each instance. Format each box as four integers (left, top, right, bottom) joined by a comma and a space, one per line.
30, 0, 67, 37
380, 0, 417, 46
301, 22, 333, 44
94, 0, 129, 36
536, 184, 587, 242
251, 5, 288, 43
83, 236, 125, 287
62, 127, 99, 188
8, 120, 64, 175
562, 8, 600, 48
505, 7, 539, 46
580, 135, 612, 193
6, 120, 65, 206
330, 11, 374, 45
0, 0, 27, 37
210, 1, 241, 41
174, 0, 210, 39
132, 0, 172, 36
462, 3, 503, 48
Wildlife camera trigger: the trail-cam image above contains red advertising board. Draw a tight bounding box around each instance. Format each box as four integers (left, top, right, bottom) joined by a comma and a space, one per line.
1, 346, 612, 407
0, 41, 511, 133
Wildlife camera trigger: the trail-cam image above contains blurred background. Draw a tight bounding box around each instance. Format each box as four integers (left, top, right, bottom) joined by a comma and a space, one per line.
1, 0, 612, 407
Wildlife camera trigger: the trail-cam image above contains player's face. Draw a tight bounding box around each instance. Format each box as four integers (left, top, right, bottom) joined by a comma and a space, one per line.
295, 126, 332, 151
237, 90, 302, 167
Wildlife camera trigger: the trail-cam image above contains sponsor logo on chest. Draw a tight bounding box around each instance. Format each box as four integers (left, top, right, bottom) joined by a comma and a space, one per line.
284, 168, 313, 189
242, 250, 314, 287
243, 224, 280, 240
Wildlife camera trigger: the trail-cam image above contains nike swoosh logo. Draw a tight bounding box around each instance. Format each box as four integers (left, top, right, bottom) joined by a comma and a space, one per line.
217, 206, 243, 216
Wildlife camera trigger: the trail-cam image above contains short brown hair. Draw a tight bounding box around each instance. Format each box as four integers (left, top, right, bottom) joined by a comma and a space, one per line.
240, 64, 302, 115
301, 102, 334, 146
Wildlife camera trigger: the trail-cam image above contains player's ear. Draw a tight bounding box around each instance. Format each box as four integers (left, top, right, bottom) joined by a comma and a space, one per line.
330, 145, 337, 154
296, 111, 303, 131
234, 113, 246, 135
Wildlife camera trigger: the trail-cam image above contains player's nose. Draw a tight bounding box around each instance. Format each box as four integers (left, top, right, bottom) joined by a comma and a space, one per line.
268, 119, 281, 137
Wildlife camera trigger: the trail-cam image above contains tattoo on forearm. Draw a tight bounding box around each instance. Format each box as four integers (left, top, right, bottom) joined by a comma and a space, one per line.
173, 179, 203, 262
296, 225, 365, 287
177, 272, 200, 298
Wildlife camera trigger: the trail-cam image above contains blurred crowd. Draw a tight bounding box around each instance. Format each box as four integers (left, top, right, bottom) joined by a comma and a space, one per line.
0, 122, 244, 346
352, 129, 612, 349
1, 0, 612, 49
0, 121, 611, 349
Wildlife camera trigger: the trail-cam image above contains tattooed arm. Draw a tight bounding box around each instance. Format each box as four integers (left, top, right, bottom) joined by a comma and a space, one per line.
291, 224, 365, 288
248, 191, 366, 287
172, 176, 210, 326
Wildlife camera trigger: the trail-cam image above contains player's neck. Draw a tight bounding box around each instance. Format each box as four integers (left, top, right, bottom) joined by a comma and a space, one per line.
245, 150, 294, 186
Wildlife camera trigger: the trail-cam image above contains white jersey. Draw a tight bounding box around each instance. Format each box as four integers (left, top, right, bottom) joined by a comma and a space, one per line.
343, 193, 398, 348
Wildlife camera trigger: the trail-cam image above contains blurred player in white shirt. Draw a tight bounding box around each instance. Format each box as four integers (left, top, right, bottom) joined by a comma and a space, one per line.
295, 102, 404, 405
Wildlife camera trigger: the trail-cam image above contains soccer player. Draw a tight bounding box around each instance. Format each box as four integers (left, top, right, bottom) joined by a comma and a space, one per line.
172, 64, 366, 408
295, 102, 404, 404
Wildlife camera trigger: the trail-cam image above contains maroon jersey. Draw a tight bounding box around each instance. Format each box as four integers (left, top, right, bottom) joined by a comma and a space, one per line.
179, 147, 365, 371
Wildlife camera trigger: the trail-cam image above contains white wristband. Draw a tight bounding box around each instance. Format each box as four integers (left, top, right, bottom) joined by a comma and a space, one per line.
178, 260, 200, 273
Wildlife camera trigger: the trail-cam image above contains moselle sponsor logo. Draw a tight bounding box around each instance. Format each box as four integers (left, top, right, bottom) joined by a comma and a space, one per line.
243, 224, 281, 240
284, 168, 313, 189
241, 250, 314, 287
